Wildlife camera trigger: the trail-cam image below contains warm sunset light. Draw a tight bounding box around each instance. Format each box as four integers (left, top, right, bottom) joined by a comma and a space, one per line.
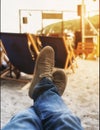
1, 0, 99, 130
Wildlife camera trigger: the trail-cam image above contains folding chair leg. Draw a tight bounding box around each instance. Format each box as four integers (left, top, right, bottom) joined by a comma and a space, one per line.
69, 56, 75, 73
65, 55, 70, 69
65, 55, 75, 73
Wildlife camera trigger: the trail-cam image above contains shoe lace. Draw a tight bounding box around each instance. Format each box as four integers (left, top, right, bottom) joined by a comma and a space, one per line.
39, 58, 54, 79
53, 78, 63, 88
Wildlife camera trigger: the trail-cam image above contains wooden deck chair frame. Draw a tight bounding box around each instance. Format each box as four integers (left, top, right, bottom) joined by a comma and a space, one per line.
66, 38, 78, 68
63, 37, 77, 72
84, 42, 95, 59
74, 42, 85, 56
74, 42, 96, 59
38, 35, 75, 72
0, 40, 12, 78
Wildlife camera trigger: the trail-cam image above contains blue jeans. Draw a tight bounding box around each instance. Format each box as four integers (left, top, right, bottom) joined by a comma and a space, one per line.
2, 78, 83, 130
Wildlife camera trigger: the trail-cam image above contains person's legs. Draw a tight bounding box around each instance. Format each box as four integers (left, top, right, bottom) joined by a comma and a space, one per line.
2, 106, 43, 130
29, 46, 83, 130
1, 46, 66, 130
33, 78, 83, 130
1, 46, 65, 130
2, 45, 83, 130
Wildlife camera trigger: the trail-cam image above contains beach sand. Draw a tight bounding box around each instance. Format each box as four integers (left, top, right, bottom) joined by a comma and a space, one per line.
1, 57, 99, 129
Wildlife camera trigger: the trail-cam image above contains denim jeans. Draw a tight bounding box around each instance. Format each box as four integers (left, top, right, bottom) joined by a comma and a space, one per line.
2, 78, 83, 130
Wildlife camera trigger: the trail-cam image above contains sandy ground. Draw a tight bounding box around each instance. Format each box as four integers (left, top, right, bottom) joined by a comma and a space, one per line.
1, 57, 99, 130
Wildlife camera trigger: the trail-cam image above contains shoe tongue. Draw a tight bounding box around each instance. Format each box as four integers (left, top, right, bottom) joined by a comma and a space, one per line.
39, 73, 52, 80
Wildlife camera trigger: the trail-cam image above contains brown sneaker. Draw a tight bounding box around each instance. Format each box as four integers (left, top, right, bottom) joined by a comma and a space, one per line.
29, 46, 55, 99
53, 69, 67, 95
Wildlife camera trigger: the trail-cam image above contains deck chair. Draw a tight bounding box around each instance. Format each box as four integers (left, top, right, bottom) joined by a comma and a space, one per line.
0, 32, 39, 82
74, 42, 96, 59
84, 42, 95, 59
38, 35, 76, 72
74, 42, 85, 56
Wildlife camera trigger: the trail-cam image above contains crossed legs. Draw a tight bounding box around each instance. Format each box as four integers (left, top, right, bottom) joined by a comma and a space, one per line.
2, 46, 83, 130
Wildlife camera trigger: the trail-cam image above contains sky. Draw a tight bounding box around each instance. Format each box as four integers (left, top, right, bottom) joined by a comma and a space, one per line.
14, 0, 99, 12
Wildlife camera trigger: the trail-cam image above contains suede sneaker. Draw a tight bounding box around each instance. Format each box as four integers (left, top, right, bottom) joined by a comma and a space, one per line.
29, 46, 55, 99
53, 69, 67, 95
